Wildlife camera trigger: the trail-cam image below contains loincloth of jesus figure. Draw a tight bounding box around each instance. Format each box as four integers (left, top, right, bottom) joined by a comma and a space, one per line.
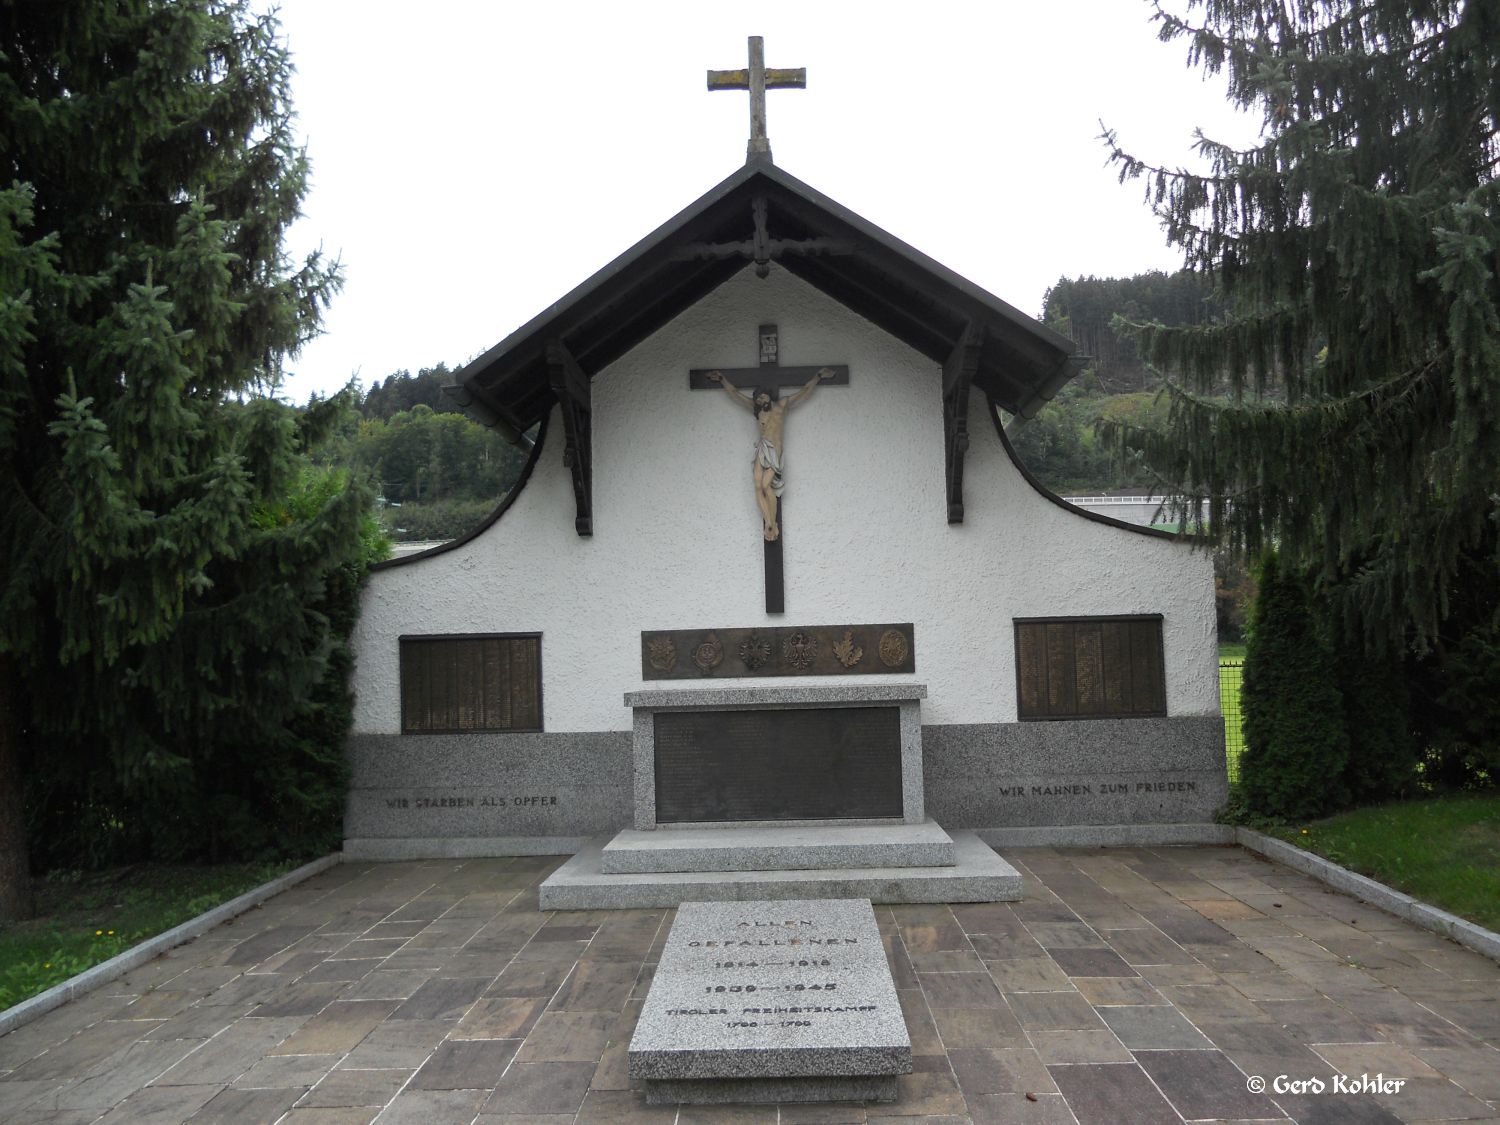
753, 436, 785, 497
706, 366, 834, 541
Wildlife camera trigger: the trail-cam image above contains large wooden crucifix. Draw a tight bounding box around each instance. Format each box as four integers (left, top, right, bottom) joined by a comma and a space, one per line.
708, 36, 806, 163
691, 325, 849, 614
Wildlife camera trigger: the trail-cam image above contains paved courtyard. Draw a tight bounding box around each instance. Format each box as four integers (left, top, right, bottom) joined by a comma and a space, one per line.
1, 846, 1497, 1124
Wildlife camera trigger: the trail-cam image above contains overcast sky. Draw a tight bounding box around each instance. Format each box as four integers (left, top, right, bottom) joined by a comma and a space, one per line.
267, 1, 1257, 404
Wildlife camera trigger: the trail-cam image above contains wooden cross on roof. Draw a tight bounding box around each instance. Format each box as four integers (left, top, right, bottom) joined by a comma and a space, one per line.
708, 36, 806, 163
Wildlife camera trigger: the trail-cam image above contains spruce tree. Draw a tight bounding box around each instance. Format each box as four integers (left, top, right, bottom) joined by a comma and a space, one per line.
0, 3, 360, 917
1101, 1, 1500, 649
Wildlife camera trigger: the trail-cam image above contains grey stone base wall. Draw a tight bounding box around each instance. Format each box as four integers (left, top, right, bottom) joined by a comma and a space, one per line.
344, 717, 1227, 853
344, 732, 632, 846
922, 717, 1228, 829
343, 835, 596, 860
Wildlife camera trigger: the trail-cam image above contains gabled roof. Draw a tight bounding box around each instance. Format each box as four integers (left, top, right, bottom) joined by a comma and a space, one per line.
444, 159, 1079, 439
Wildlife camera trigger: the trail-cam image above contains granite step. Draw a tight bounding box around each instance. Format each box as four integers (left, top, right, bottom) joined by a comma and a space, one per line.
599, 820, 956, 874
539, 830, 1021, 910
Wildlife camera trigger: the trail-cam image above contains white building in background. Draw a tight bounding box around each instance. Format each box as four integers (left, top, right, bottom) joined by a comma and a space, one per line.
1060, 493, 1174, 528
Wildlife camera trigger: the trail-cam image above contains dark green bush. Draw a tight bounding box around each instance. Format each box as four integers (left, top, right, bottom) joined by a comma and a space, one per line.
1239, 553, 1350, 820
1401, 535, 1500, 790
1425, 619, 1500, 788
383, 498, 500, 542
24, 477, 387, 871
1335, 628, 1420, 803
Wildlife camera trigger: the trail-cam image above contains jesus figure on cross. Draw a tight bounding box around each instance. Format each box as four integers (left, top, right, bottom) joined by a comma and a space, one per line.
706, 367, 835, 541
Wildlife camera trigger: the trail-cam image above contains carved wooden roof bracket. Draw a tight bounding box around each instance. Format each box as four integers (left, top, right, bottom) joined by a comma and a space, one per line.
671, 194, 855, 270
546, 340, 593, 536
751, 195, 772, 276
943, 322, 985, 524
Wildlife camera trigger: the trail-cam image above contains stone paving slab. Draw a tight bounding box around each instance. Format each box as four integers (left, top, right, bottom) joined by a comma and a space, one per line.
0, 846, 1497, 1123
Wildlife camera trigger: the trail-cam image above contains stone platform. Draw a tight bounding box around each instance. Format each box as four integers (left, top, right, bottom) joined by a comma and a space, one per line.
628, 898, 911, 1104
538, 829, 1021, 910
600, 819, 957, 873
5, 847, 1499, 1123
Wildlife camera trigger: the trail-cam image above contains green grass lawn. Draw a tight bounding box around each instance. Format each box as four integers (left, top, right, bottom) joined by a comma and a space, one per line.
0, 861, 294, 1011
1213, 646, 1499, 933
1267, 793, 1500, 931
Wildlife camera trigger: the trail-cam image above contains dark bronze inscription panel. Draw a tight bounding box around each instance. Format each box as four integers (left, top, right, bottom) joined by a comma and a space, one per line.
653, 707, 902, 823
642, 623, 915, 680
400, 634, 542, 734
1014, 616, 1165, 721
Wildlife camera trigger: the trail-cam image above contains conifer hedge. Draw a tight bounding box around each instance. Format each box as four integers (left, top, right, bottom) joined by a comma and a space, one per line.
1240, 554, 1350, 820
1335, 631, 1420, 805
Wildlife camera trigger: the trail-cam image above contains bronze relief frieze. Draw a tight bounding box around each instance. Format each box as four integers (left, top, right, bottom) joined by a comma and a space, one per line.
646, 635, 678, 673
691, 631, 725, 675
639, 623, 915, 680
878, 628, 910, 668
737, 633, 773, 671
832, 629, 864, 668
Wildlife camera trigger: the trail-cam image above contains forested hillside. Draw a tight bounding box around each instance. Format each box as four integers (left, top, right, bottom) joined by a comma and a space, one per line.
1042, 271, 1220, 394
321, 366, 530, 542
1007, 270, 1218, 495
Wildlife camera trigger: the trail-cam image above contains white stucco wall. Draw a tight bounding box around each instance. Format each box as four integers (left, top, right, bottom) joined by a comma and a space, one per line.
350, 267, 1218, 734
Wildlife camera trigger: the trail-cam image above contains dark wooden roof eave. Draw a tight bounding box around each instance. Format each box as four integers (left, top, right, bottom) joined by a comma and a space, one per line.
447, 163, 768, 406
445, 161, 1079, 429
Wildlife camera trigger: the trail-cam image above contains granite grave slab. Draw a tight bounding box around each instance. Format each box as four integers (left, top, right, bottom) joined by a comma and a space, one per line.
628, 898, 911, 1104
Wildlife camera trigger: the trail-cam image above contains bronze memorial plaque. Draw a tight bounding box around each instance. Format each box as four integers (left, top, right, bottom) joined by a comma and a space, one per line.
1014, 616, 1165, 721
641, 623, 915, 680
652, 707, 903, 823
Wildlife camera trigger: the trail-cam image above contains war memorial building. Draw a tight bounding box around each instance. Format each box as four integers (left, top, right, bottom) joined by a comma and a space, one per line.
343, 38, 1225, 906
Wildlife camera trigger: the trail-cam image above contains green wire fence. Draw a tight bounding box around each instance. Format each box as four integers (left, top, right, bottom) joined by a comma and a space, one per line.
1219, 659, 1245, 783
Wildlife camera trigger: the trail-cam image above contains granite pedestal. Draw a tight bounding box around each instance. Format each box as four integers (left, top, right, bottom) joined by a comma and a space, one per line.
629, 898, 910, 1104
